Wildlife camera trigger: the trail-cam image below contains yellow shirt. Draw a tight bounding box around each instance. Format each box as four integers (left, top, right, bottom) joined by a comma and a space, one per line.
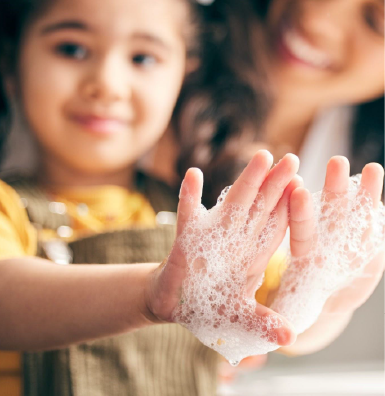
0, 179, 284, 395
0, 180, 157, 395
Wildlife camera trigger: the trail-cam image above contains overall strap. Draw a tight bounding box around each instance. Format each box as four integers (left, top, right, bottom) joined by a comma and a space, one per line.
6, 176, 71, 231
7, 173, 178, 231
135, 171, 178, 214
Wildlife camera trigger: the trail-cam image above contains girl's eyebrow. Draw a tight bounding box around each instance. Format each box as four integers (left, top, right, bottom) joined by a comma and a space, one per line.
40, 20, 89, 35
131, 32, 172, 52
39, 22, 172, 50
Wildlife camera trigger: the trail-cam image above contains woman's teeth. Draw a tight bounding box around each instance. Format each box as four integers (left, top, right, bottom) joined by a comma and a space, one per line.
283, 27, 331, 69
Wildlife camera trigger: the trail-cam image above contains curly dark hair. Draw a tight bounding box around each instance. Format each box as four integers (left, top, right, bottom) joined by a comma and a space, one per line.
173, 0, 272, 207
350, 97, 384, 177
0, 0, 48, 160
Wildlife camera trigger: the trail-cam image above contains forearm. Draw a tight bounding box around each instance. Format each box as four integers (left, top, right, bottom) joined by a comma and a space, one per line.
0, 257, 159, 351
278, 311, 353, 356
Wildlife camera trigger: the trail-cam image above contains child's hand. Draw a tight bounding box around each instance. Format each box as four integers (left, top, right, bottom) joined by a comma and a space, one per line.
271, 156, 385, 334
146, 150, 300, 363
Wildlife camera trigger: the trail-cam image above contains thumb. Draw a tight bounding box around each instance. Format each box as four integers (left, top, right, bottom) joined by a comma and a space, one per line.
177, 168, 204, 236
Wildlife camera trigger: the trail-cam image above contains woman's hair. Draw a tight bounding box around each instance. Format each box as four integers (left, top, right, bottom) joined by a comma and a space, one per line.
351, 97, 384, 177
173, 0, 271, 207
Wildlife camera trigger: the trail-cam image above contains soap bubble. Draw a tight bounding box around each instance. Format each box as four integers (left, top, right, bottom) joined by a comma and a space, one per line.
271, 175, 385, 333
173, 187, 284, 362
172, 174, 385, 362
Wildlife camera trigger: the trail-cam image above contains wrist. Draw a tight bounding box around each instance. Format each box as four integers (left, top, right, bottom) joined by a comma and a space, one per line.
142, 262, 168, 325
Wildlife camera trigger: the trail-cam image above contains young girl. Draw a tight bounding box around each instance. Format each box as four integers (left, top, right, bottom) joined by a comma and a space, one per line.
0, 0, 303, 395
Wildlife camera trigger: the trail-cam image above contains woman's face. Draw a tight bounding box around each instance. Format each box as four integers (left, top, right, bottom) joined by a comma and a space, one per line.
266, 0, 384, 107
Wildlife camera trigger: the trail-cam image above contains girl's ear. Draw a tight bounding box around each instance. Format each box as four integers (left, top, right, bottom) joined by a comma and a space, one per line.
185, 57, 201, 76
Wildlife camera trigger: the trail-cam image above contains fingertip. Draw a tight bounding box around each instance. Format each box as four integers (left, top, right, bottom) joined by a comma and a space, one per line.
325, 156, 350, 193
254, 149, 274, 169
361, 163, 384, 208
276, 321, 297, 346
177, 168, 204, 234
280, 176, 304, 202
180, 168, 204, 199
290, 187, 313, 222
258, 308, 297, 347
186, 167, 204, 182
291, 187, 311, 204
284, 153, 300, 172
362, 162, 384, 179
258, 149, 274, 162
291, 175, 304, 189
327, 156, 350, 175
328, 155, 349, 167
285, 152, 300, 164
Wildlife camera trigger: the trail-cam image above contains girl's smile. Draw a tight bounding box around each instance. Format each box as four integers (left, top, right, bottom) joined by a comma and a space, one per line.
69, 113, 132, 137
13, 0, 190, 186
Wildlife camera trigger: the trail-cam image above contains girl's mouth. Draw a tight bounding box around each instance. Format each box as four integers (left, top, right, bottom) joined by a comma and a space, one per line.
70, 114, 129, 136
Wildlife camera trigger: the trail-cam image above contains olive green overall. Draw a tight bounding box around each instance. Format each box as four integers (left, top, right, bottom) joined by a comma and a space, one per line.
9, 175, 218, 396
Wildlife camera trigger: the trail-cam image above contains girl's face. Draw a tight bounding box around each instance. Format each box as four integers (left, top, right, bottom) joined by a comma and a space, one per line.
266, 0, 384, 106
16, 0, 189, 177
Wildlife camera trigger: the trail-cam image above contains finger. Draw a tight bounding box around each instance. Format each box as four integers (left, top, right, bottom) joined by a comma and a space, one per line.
257, 153, 300, 215
254, 304, 297, 346
323, 156, 350, 194
360, 163, 384, 209
247, 175, 304, 287
224, 150, 273, 208
290, 187, 315, 258
270, 175, 304, 252
177, 168, 203, 235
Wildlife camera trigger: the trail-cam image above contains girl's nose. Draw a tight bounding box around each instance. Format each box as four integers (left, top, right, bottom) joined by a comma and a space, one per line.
80, 55, 131, 104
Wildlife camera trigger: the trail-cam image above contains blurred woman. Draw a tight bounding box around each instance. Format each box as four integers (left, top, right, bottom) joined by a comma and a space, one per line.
254, 0, 384, 190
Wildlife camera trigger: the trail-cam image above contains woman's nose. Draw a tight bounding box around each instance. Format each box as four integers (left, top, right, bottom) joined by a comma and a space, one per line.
300, 0, 355, 49
80, 55, 131, 104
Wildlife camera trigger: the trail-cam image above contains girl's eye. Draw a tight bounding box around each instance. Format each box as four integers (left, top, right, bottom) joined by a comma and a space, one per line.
55, 43, 89, 60
132, 54, 157, 67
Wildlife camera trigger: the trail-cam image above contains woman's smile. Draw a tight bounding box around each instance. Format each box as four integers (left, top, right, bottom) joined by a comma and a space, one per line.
278, 23, 334, 71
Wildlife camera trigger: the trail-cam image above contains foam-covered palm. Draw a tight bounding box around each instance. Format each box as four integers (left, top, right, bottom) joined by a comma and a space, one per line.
271, 157, 385, 334
146, 151, 299, 363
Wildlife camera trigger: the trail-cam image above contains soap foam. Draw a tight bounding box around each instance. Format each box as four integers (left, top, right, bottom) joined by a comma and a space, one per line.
173, 187, 284, 363
173, 175, 385, 362
271, 175, 385, 333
